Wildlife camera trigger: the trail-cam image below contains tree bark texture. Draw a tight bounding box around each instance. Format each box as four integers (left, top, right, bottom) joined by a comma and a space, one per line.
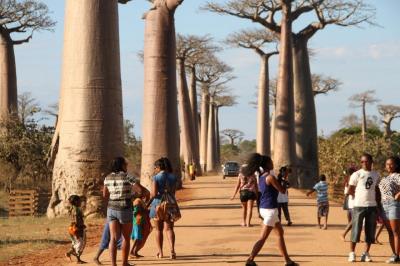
293, 38, 319, 188
256, 55, 271, 156
273, 0, 296, 184
270, 109, 276, 157
199, 86, 210, 173
141, 0, 182, 189
177, 59, 199, 173
188, 68, 201, 173
48, 0, 124, 218
362, 102, 367, 143
206, 101, 216, 172
0, 32, 17, 119
215, 106, 221, 167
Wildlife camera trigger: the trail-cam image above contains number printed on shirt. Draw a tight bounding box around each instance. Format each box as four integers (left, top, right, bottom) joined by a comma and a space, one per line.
365, 177, 373, 189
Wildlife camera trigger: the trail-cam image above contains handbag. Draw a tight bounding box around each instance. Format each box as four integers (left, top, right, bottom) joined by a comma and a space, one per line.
155, 173, 181, 222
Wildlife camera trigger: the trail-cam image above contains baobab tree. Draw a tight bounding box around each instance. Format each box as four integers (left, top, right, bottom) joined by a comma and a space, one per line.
184, 36, 220, 168
214, 94, 237, 167
221, 129, 244, 146
378, 105, 400, 138
176, 34, 202, 175
141, 0, 183, 189
225, 29, 278, 156
205, 0, 375, 188
0, 0, 55, 120
17, 92, 41, 125
349, 90, 379, 143
196, 55, 234, 173
48, 0, 129, 218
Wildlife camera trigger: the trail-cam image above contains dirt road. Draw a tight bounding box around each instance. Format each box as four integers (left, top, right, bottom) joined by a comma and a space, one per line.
68, 175, 393, 266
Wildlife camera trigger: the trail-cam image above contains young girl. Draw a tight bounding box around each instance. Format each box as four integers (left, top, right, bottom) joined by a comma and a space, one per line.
66, 195, 86, 264
130, 182, 152, 259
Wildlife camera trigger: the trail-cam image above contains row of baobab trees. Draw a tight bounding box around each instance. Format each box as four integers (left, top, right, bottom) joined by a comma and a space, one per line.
0, 0, 389, 217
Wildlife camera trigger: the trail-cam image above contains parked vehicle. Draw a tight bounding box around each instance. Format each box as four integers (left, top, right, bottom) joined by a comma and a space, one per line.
222, 161, 240, 179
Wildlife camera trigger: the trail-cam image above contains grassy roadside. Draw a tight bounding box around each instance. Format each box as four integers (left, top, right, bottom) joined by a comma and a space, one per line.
0, 216, 71, 262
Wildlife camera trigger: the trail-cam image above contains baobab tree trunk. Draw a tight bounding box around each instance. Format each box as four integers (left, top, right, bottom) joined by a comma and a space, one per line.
0, 33, 17, 119
141, 0, 182, 189
215, 106, 221, 167
48, 0, 124, 218
273, 0, 296, 184
206, 101, 216, 172
199, 85, 210, 173
188, 67, 202, 174
362, 102, 367, 143
270, 109, 276, 157
383, 117, 393, 138
293, 38, 318, 189
177, 58, 198, 176
256, 55, 271, 156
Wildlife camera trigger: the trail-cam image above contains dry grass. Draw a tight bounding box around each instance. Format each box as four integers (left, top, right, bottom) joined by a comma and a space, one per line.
0, 216, 71, 262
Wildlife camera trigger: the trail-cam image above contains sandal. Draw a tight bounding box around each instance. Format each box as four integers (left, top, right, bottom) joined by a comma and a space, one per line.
285, 261, 298, 266
170, 251, 176, 259
245, 261, 257, 266
156, 253, 163, 259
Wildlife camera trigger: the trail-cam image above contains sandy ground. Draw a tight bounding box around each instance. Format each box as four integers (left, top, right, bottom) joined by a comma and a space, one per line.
8, 175, 395, 265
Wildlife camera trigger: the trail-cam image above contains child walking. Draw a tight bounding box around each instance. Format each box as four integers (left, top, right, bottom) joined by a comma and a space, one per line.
307, 175, 329, 230
129, 198, 152, 258
66, 195, 86, 264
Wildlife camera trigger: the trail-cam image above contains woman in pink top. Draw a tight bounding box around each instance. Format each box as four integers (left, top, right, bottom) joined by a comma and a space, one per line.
231, 166, 258, 227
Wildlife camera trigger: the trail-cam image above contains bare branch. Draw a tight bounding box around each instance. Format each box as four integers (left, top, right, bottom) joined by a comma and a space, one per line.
312, 74, 342, 96
349, 89, 379, 108
0, 0, 56, 43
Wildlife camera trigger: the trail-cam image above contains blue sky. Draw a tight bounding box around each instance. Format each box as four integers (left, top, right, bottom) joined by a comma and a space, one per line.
14, 0, 400, 139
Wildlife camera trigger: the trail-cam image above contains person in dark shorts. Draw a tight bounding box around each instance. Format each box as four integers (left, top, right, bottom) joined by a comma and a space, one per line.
347, 153, 380, 263
307, 174, 329, 230
231, 166, 258, 227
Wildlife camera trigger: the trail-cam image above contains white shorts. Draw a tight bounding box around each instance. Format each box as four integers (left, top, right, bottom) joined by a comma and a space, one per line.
259, 208, 280, 227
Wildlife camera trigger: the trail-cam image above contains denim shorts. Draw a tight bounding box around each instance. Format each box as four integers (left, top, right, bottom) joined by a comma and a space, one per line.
107, 208, 132, 224
382, 200, 400, 220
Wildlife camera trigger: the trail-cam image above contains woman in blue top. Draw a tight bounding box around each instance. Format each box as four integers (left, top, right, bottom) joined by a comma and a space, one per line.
149, 157, 178, 259
245, 153, 297, 266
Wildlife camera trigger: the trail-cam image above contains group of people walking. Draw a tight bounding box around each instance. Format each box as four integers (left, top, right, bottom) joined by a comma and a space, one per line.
66, 156, 178, 266
65, 151, 400, 265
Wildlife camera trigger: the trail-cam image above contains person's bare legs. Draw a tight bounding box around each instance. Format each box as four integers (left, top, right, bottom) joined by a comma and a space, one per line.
154, 220, 164, 258
246, 223, 274, 262
241, 201, 247, 226
130, 239, 138, 256
323, 214, 328, 230
317, 217, 321, 228
342, 222, 352, 241
109, 221, 121, 266
247, 200, 254, 227
274, 222, 293, 263
390, 219, 400, 256
165, 220, 176, 258
121, 222, 132, 266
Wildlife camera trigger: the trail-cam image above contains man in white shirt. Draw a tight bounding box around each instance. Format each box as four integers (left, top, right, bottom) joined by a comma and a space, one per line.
347, 153, 380, 263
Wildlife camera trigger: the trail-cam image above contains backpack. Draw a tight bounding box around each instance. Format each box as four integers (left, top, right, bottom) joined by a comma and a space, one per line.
155, 173, 181, 222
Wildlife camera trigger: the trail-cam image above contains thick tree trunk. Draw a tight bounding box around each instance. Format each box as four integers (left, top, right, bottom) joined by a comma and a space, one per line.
188, 67, 201, 174
215, 106, 221, 168
141, 0, 182, 189
362, 102, 367, 143
273, 0, 296, 184
48, 0, 124, 218
270, 109, 276, 157
383, 116, 392, 138
199, 85, 210, 173
256, 55, 270, 156
177, 58, 198, 176
293, 38, 318, 188
0, 32, 17, 119
206, 101, 216, 172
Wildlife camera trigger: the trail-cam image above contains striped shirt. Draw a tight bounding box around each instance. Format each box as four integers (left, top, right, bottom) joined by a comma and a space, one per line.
104, 172, 136, 210
313, 181, 328, 203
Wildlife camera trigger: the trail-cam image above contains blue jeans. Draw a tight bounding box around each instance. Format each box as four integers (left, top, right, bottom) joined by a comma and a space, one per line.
99, 221, 122, 250
351, 206, 377, 244
107, 208, 132, 224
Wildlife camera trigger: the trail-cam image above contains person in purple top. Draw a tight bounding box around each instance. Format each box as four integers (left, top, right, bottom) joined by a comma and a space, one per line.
245, 153, 297, 266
